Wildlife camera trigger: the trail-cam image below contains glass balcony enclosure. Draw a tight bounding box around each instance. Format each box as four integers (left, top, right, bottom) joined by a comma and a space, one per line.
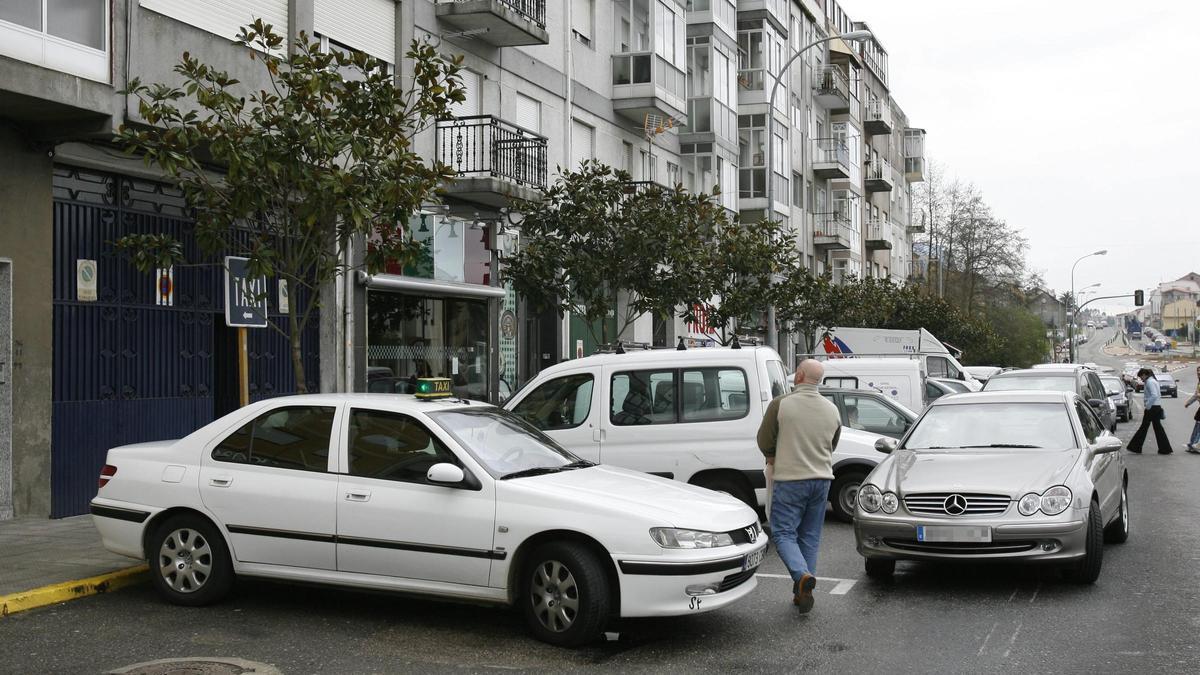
612, 0, 687, 122
685, 35, 736, 143
0, 0, 109, 81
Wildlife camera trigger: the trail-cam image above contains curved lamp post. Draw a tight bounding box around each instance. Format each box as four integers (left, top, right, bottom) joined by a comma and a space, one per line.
764, 29, 874, 351
1069, 250, 1107, 362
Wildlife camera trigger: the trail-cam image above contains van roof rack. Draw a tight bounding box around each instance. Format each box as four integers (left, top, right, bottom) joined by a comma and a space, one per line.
594, 340, 655, 354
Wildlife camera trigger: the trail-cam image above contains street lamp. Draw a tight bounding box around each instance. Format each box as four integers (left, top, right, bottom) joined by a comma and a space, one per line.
1069, 250, 1107, 362
764, 29, 874, 350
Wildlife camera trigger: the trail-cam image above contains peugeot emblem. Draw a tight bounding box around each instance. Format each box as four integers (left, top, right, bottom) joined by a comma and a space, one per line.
943, 494, 968, 516
745, 526, 757, 543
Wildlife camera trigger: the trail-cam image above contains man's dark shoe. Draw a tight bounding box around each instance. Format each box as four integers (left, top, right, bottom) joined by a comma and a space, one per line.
1158, 450, 1173, 455
793, 574, 816, 614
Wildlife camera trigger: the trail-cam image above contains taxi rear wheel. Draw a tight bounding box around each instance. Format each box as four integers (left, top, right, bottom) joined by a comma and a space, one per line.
148, 514, 233, 606
521, 542, 610, 647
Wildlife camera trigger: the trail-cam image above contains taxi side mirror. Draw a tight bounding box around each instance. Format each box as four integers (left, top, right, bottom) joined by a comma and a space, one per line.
427, 463, 465, 484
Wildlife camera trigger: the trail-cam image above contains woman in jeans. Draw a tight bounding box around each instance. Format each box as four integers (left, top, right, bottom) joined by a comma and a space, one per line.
1184, 365, 1200, 453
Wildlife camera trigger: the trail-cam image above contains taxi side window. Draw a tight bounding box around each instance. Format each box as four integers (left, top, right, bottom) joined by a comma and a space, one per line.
212, 406, 335, 472
510, 374, 594, 430
347, 409, 459, 484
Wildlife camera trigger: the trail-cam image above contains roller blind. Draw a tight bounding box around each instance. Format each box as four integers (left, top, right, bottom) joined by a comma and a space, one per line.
450, 70, 481, 117
570, 120, 594, 170
140, 0, 288, 43
513, 93, 540, 134
314, 0, 396, 63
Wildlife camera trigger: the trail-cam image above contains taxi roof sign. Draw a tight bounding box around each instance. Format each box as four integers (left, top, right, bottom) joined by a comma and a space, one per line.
414, 377, 454, 400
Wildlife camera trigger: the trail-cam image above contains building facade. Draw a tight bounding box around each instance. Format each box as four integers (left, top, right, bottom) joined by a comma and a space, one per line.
0, 0, 927, 517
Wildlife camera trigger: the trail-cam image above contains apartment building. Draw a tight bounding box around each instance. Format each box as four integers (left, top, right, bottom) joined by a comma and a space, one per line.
0, 0, 926, 518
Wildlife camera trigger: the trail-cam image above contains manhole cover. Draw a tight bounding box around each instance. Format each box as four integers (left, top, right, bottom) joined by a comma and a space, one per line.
107, 658, 281, 675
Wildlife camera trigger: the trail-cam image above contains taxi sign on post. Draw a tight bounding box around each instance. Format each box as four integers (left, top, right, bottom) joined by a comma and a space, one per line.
414, 377, 453, 400
224, 256, 269, 328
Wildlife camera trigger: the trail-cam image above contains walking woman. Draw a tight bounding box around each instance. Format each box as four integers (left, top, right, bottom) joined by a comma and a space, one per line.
1184, 365, 1200, 453
1128, 368, 1172, 454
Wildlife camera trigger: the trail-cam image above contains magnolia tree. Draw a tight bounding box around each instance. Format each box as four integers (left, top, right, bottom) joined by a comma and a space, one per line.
116, 21, 464, 390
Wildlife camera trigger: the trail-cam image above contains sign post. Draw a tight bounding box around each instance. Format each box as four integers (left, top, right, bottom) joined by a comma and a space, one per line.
224, 257, 269, 407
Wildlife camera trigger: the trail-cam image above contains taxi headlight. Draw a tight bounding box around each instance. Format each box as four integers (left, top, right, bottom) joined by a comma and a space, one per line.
650, 528, 735, 549
1039, 486, 1073, 516
858, 485, 883, 513
881, 492, 899, 514
1018, 493, 1041, 516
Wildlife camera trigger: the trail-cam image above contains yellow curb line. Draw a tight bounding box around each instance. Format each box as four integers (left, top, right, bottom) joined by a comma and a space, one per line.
0, 564, 148, 618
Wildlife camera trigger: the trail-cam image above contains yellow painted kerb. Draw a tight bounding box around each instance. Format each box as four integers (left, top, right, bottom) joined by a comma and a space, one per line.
0, 565, 148, 618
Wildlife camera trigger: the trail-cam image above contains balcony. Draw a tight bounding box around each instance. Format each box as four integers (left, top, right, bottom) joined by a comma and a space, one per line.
437, 115, 547, 207
864, 159, 894, 193
813, 213, 853, 251
612, 52, 688, 124
907, 222, 926, 234
435, 0, 549, 47
865, 220, 892, 250
812, 138, 850, 179
813, 65, 851, 111
864, 98, 893, 136
904, 128, 927, 183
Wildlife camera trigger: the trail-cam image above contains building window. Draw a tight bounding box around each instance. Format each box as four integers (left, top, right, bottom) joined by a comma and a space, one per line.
667, 161, 680, 188
0, 0, 109, 81
792, 172, 803, 207
738, 114, 766, 199
572, 0, 594, 47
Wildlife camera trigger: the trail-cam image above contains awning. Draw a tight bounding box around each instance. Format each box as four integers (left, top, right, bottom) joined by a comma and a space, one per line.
357, 271, 506, 299
829, 37, 863, 67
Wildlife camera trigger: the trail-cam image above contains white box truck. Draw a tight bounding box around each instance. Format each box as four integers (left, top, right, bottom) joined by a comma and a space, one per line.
815, 327, 983, 391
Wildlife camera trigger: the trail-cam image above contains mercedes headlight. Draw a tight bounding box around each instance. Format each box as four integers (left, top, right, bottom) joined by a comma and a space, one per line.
1040, 486, 1073, 516
859, 485, 883, 513
1017, 486, 1073, 516
650, 528, 735, 549
881, 492, 899, 514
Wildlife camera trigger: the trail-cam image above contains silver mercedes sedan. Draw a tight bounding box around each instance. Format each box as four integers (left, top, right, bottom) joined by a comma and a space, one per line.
854, 390, 1129, 584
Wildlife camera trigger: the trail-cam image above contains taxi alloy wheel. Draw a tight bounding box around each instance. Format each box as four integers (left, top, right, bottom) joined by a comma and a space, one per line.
521, 542, 610, 647
149, 514, 234, 606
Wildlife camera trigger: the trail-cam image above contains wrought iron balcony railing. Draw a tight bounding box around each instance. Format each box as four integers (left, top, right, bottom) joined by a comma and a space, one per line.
437, 115, 548, 190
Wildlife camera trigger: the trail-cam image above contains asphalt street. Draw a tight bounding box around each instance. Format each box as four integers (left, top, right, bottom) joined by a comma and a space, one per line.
3, 327, 1199, 673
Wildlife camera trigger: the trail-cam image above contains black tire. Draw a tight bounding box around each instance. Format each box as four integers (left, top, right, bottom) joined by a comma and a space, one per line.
830, 469, 869, 523
520, 542, 610, 647
693, 475, 755, 510
1105, 482, 1130, 544
1065, 499, 1104, 584
864, 557, 895, 580
147, 514, 234, 606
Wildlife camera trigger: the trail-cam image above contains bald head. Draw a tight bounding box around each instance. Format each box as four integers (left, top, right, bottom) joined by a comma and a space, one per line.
794, 359, 825, 386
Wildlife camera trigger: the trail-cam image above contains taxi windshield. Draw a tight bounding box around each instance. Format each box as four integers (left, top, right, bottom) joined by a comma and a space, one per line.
428, 408, 584, 478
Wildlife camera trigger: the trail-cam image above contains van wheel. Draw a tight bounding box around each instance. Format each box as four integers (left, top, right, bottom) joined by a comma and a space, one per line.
693, 475, 755, 509
148, 514, 233, 606
521, 542, 610, 647
830, 470, 868, 523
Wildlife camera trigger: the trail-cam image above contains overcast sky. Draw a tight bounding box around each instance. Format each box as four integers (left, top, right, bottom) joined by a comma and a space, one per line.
843, 0, 1200, 314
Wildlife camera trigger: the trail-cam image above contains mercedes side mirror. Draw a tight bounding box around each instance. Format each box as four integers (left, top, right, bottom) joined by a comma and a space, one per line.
427, 463, 466, 484
1087, 398, 1105, 409
1094, 436, 1123, 454
874, 437, 898, 454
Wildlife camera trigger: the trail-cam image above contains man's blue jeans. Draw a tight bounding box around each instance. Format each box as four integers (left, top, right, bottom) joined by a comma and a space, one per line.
769, 478, 832, 581
1190, 421, 1200, 448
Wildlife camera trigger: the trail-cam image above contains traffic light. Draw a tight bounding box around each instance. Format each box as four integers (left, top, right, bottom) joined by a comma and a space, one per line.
1134, 289, 1144, 306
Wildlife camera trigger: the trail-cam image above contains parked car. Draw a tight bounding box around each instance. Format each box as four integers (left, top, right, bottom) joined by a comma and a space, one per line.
504, 346, 890, 522
983, 366, 1117, 433
1155, 371, 1179, 398
1100, 375, 1130, 422
92, 392, 766, 646
924, 378, 963, 403
855, 390, 1129, 584
819, 387, 918, 440
964, 365, 1003, 385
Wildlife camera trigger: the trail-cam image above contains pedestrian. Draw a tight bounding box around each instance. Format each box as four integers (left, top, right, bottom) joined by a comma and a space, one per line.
1183, 365, 1200, 454
1128, 367, 1172, 454
757, 359, 841, 614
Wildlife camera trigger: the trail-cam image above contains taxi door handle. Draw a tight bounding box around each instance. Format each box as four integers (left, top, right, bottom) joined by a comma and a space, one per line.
592, 428, 605, 442
345, 491, 371, 502
209, 476, 233, 487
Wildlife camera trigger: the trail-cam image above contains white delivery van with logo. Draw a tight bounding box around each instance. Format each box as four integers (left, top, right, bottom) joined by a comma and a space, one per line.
816, 327, 983, 391
819, 358, 928, 412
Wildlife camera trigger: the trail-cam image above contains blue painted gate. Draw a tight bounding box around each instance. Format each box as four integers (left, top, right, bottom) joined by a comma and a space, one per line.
51, 166, 319, 517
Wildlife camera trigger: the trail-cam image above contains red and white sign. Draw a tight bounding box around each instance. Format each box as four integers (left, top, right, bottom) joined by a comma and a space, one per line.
156, 267, 174, 307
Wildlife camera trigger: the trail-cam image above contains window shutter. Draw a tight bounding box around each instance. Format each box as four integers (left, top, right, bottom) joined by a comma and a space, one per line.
313, 0, 396, 63
450, 70, 481, 117
571, 121, 594, 171
140, 0, 288, 43
513, 93, 540, 134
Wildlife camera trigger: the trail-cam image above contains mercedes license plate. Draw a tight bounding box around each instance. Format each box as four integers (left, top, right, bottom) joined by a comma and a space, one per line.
917, 525, 991, 543
743, 548, 765, 571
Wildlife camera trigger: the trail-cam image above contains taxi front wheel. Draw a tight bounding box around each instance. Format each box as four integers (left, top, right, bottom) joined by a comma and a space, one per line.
521, 542, 610, 647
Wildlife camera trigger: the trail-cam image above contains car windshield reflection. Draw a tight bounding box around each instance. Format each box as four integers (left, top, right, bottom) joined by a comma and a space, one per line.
904, 402, 1076, 450
428, 408, 586, 478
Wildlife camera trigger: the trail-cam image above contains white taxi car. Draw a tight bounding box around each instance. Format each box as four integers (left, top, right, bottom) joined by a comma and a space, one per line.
90, 387, 765, 646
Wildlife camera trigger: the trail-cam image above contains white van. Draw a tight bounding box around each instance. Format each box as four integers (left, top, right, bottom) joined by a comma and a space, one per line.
816, 327, 982, 390
818, 358, 927, 411
503, 346, 888, 521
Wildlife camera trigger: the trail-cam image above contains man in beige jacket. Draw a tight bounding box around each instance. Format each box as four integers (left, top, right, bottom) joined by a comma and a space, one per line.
757, 359, 841, 613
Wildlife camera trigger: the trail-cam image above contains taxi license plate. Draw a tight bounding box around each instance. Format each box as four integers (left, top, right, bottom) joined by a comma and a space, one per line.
917, 525, 991, 543
743, 548, 765, 571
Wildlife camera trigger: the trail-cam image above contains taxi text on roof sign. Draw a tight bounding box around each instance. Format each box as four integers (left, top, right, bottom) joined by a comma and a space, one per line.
415, 377, 453, 400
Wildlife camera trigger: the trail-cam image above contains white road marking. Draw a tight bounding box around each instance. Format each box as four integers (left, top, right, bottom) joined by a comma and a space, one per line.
754, 572, 858, 595
978, 622, 999, 656
1002, 621, 1023, 659
1007, 588, 1019, 603
1029, 582, 1041, 604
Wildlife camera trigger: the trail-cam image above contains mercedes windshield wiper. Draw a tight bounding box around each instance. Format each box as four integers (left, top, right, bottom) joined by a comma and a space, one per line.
500, 466, 565, 480
562, 460, 596, 469
960, 444, 1043, 449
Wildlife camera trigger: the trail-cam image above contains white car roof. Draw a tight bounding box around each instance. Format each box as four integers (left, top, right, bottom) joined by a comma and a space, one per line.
930, 390, 1075, 406
248, 393, 492, 413
532, 346, 776, 375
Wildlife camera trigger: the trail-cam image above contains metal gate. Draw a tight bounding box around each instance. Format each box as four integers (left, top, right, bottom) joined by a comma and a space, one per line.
51, 166, 319, 517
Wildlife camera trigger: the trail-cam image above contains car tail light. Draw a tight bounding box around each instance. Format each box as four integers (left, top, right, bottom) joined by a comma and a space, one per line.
98, 464, 117, 489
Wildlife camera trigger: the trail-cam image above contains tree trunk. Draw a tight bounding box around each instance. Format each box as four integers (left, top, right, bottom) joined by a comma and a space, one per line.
289, 303, 308, 394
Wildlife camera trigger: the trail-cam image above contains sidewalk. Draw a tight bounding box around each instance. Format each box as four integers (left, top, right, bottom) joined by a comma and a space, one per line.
0, 515, 146, 615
